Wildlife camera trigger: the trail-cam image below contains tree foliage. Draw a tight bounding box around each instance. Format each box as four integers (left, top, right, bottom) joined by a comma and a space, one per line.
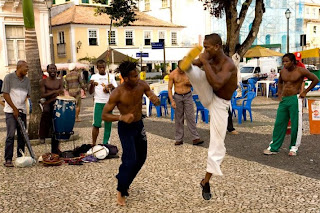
93, 0, 137, 27
199, 0, 265, 57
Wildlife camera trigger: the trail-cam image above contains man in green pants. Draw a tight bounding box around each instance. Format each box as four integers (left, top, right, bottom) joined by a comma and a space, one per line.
263, 53, 319, 156
89, 60, 117, 145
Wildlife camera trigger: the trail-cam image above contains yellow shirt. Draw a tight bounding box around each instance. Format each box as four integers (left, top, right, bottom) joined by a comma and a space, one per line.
140, 71, 146, 80
163, 74, 169, 82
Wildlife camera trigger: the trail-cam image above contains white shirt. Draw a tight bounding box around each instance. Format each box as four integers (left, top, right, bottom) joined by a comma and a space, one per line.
90, 73, 117, 103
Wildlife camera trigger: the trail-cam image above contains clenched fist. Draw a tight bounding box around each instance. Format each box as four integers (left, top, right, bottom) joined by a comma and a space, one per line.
120, 113, 135, 123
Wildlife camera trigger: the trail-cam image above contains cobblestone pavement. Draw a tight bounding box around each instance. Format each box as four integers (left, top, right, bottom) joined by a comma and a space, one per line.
0, 95, 319, 212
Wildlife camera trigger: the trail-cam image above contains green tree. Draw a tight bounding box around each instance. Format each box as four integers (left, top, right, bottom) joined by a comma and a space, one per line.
93, 0, 137, 65
199, 0, 265, 57
22, 0, 42, 139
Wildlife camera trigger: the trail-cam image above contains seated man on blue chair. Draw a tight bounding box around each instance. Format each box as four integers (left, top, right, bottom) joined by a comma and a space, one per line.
168, 60, 204, 146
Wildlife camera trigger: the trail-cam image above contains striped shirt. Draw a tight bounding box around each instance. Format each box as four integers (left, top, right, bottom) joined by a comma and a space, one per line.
65, 71, 85, 97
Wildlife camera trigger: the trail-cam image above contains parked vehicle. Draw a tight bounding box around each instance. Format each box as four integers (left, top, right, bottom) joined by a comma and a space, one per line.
240, 58, 278, 81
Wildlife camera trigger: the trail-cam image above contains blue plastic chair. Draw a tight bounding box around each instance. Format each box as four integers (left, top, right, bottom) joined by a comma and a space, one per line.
171, 107, 175, 121
231, 91, 245, 124
248, 78, 263, 95
270, 79, 279, 97
242, 91, 256, 122
155, 90, 169, 117
192, 94, 209, 124
311, 82, 320, 91
239, 82, 248, 97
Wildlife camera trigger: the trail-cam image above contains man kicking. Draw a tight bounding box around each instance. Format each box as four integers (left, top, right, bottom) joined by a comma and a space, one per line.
102, 61, 160, 206
179, 33, 237, 200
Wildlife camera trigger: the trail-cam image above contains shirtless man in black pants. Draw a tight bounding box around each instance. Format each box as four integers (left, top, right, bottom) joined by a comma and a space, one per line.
102, 61, 160, 206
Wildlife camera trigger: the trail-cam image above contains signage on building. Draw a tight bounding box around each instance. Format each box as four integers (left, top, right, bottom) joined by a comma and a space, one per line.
136, 52, 149, 57
151, 42, 164, 49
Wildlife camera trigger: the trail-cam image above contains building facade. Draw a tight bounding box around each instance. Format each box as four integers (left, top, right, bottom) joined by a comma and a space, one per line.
0, 0, 51, 80
211, 0, 305, 54
137, 0, 212, 46
303, 0, 320, 49
52, 4, 185, 72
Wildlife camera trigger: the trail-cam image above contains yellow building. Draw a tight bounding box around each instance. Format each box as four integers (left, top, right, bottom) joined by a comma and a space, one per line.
51, 4, 185, 71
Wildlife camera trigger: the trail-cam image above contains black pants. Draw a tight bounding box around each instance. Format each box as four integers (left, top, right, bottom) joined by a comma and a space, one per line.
4, 113, 26, 161
39, 102, 60, 154
227, 108, 235, 132
116, 120, 147, 196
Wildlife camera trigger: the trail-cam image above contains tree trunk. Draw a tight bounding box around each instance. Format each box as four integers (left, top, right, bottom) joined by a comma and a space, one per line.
23, 0, 42, 139
225, 0, 264, 57
25, 29, 42, 140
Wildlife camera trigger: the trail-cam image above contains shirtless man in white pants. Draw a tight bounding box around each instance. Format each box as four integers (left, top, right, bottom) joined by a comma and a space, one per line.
180, 33, 237, 200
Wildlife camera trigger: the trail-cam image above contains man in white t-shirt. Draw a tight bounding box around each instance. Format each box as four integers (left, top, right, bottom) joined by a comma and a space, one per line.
89, 60, 118, 145
2, 61, 31, 167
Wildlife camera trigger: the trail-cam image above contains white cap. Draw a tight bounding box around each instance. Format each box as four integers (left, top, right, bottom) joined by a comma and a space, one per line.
68, 63, 76, 71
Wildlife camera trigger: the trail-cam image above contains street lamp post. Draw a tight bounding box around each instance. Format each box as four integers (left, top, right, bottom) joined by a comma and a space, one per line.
139, 45, 143, 71
285, 8, 291, 53
46, 0, 54, 64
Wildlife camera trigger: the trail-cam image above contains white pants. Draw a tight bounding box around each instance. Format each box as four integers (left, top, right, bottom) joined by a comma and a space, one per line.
186, 65, 230, 175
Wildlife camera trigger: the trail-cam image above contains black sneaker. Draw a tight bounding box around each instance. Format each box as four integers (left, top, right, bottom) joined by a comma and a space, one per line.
200, 180, 212, 200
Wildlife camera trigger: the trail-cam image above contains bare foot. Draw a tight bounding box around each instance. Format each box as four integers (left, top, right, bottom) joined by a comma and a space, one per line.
117, 191, 126, 206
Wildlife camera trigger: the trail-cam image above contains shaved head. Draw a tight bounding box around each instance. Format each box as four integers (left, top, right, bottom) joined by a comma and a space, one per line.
17, 60, 27, 69
204, 33, 222, 46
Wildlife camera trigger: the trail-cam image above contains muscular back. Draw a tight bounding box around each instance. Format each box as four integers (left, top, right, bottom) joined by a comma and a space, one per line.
279, 67, 305, 97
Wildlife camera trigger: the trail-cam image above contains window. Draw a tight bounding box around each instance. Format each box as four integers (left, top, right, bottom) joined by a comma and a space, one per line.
265, 0, 270, 7
82, 0, 89, 3
145, 0, 150, 11
162, 0, 168, 8
313, 8, 316, 17
282, 0, 287, 8
159, 31, 165, 44
107, 30, 116, 45
88, 29, 98, 45
306, 8, 309, 15
125, 30, 133, 45
171, 32, 177, 45
144, 31, 151, 45
314, 26, 317, 34
5, 25, 25, 65
58, 31, 65, 44
265, 34, 271, 45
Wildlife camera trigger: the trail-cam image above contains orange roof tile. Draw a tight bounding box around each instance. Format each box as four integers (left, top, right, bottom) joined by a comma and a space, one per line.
52, 5, 184, 28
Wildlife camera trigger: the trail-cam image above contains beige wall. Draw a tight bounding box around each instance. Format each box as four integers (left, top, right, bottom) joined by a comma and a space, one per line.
53, 26, 72, 63
53, 24, 182, 63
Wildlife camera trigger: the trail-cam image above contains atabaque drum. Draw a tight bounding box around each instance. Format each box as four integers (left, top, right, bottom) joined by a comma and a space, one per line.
53, 96, 76, 140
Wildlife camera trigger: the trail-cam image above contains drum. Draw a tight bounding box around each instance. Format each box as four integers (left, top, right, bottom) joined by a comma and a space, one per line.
53, 96, 76, 140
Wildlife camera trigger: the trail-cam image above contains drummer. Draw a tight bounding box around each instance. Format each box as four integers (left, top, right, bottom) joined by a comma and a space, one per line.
39, 64, 64, 154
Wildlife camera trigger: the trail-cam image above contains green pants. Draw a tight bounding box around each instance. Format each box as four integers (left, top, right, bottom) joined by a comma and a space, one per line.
93, 103, 112, 144
269, 95, 303, 152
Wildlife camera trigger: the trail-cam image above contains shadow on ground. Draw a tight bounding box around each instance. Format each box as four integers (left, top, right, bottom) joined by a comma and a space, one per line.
143, 118, 320, 180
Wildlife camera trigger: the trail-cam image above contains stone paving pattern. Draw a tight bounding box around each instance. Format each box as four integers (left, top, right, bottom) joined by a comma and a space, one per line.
0, 96, 319, 212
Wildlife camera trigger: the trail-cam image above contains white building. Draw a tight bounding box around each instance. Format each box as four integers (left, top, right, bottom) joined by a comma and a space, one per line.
137, 0, 212, 46
0, 0, 51, 80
